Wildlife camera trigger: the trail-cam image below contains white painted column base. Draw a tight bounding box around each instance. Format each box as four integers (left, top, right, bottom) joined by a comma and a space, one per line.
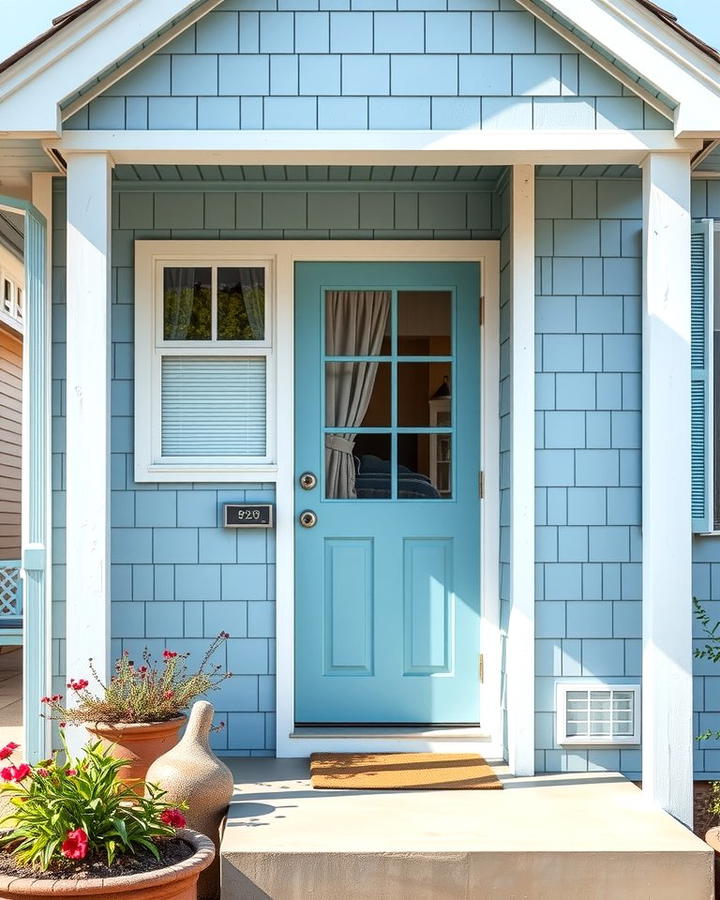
65, 153, 112, 752
641, 152, 694, 826
507, 164, 535, 777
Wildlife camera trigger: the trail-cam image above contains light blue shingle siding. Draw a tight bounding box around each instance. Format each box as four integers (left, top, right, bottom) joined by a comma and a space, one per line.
50, 174, 503, 754
535, 174, 644, 777
63, 1, 671, 131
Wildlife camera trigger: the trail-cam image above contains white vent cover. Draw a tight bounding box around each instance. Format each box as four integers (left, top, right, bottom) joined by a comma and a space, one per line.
556, 684, 640, 746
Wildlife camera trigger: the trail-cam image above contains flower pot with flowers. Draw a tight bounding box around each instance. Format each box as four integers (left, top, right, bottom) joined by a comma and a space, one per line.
0, 737, 214, 899
42, 633, 231, 793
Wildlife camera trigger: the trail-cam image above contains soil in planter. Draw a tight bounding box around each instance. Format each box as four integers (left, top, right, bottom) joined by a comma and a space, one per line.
0, 838, 193, 881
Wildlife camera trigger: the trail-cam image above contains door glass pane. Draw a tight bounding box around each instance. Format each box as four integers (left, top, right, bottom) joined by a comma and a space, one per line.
325, 362, 390, 427
326, 433, 391, 499
398, 433, 452, 499
397, 291, 451, 356
217, 267, 265, 340
325, 290, 391, 356
398, 364, 452, 428
163, 267, 212, 340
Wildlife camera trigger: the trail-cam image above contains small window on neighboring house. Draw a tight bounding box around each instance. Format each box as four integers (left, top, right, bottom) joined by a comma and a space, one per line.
556, 684, 640, 746
134, 247, 275, 482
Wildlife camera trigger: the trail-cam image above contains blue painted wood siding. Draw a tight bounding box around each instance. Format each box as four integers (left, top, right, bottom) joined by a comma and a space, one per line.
64, 0, 671, 132
534, 174, 643, 778
691, 181, 720, 780
50, 178, 501, 755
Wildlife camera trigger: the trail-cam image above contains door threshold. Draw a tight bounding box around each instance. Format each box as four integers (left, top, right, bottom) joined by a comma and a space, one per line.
290, 725, 492, 741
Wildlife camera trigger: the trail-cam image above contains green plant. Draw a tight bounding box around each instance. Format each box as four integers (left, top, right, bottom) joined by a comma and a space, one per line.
0, 737, 187, 871
42, 633, 231, 725
694, 599, 720, 740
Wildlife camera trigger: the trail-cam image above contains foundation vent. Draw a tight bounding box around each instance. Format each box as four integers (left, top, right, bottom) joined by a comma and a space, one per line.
556, 684, 640, 746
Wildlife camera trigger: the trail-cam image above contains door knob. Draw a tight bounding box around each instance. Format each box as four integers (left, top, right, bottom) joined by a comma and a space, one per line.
299, 510, 318, 528
299, 472, 317, 490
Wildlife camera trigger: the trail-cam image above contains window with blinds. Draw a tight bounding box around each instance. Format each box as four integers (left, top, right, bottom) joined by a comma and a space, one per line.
134, 249, 274, 480
161, 357, 267, 457
556, 684, 640, 746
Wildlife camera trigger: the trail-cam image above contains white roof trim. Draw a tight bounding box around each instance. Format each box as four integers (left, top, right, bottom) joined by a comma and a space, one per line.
50, 128, 703, 166
0, 0, 222, 135
0, 0, 719, 138
531, 0, 720, 137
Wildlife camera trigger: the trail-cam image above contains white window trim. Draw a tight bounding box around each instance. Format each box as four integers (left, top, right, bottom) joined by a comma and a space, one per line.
0, 245, 25, 335
134, 243, 277, 482
555, 682, 641, 747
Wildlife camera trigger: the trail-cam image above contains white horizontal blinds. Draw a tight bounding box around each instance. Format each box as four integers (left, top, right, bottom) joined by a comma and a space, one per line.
564, 689, 634, 740
691, 220, 714, 533
161, 357, 267, 457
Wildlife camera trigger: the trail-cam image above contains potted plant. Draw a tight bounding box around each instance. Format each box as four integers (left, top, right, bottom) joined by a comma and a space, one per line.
0, 738, 214, 899
42, 633, 231, 791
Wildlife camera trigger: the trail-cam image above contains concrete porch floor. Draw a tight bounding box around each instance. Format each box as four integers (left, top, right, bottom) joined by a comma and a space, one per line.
221, 758, 713, 900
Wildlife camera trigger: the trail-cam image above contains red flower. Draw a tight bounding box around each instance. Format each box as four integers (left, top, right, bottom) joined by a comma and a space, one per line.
160, 809, 186, 828
37, 768, 49, 777
58, 722, 66, 729
1, 764, 30, 782
67, 679, 89, 691
162, 650, 178, 660
61, 828, 89, 860
163, 690, 174, 699
65, 769, 77, 777
0, 742, 19, 760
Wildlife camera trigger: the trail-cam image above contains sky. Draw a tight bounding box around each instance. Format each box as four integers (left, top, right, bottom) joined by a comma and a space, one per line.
0, 0, 718, 60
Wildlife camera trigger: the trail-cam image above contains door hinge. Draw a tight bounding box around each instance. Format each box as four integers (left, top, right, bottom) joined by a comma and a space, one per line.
479, 470, 485, 499
479, 296, 485, 326
478, 654, 485, 683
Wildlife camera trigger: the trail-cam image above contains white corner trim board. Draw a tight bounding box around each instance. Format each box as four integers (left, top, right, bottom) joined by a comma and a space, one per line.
641, 152, 694, 826
65, 153, 112, 754
506, 165, 536, 778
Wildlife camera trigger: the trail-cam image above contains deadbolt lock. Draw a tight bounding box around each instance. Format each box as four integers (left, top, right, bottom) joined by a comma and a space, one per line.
299, 510, 318, 528
299, 472, 317, 491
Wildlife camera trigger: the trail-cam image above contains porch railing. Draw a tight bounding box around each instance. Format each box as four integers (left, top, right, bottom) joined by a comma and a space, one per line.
0, 561, 23, 626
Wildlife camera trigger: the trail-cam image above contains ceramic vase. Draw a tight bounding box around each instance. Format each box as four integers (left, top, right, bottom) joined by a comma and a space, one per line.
145, 701, 234, 900
85, 716, 187, 795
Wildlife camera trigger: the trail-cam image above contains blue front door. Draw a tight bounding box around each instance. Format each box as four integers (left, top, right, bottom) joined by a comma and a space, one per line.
295, 262, 481, 724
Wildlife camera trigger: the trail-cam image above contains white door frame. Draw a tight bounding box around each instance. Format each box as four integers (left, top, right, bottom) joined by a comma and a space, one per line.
272, 240, 501, 759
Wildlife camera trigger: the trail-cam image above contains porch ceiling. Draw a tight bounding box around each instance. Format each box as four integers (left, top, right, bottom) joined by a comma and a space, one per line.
111, 163, 641, 187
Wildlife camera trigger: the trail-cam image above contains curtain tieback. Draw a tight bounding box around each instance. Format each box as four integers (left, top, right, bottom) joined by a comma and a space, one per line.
325, 435, 355, 454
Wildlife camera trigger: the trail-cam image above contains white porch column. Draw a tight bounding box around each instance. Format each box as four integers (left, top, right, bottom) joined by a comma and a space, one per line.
641, 152, 693, 825
65, 153, 112, 737
507, 164, 535, 776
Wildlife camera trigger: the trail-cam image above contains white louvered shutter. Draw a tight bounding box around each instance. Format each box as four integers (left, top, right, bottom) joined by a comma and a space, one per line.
691, 220, 715, 533
161, 357, 266, 457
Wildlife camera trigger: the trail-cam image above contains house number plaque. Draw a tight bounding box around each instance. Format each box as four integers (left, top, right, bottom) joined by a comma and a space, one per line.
223, 504, 274, 528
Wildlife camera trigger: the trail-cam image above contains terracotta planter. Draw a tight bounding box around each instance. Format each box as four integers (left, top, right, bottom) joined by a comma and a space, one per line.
0, 829, 214, 899
705, 827, 720, 896
86, 718, 187, 794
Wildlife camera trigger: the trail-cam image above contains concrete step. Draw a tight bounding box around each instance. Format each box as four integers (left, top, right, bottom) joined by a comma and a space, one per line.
220, 758, 713, 900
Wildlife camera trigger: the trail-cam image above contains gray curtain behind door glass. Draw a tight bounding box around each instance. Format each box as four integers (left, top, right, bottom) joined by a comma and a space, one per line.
325, 291, 390, 498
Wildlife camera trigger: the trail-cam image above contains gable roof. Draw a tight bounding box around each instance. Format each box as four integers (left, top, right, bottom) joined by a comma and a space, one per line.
0, 1, 103, 77
0, 0, 719, 137
1, 0, 718, 77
